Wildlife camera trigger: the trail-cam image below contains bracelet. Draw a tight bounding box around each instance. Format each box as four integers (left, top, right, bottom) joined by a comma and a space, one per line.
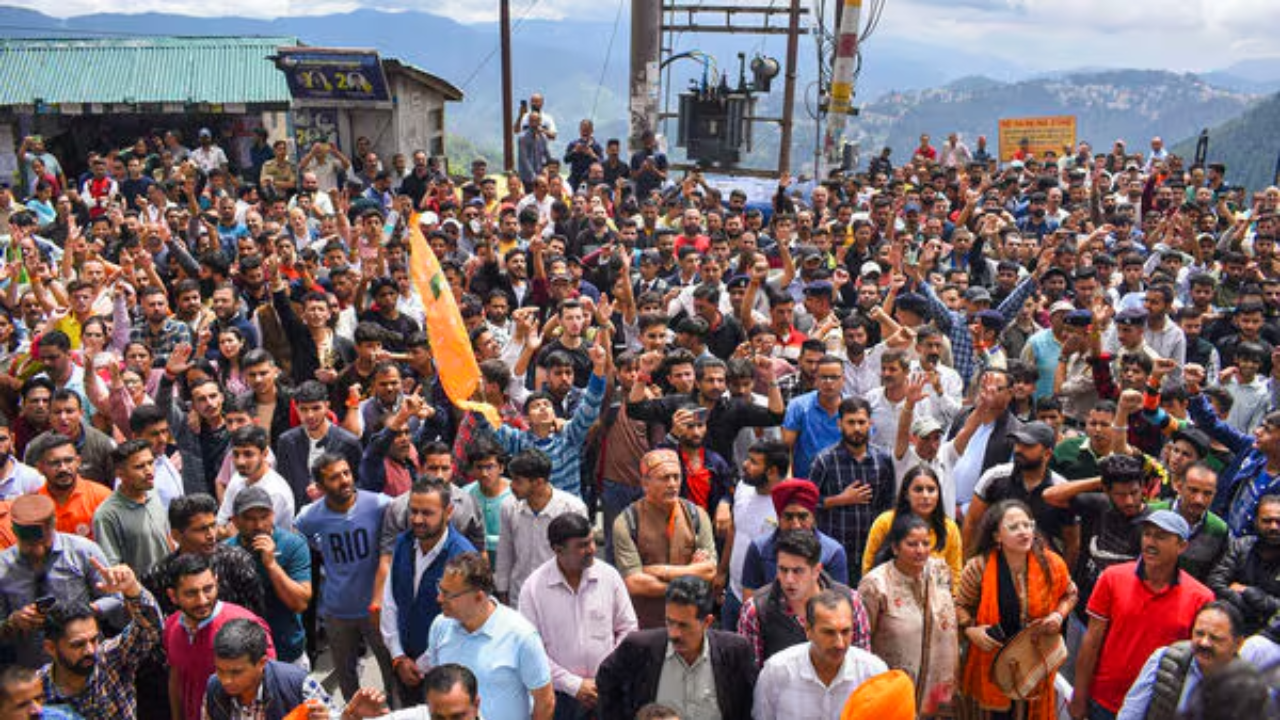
1113, 425, 1129, 431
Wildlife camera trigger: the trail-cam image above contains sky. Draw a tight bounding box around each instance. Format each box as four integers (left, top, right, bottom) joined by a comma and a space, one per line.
2, 0, 1278, 74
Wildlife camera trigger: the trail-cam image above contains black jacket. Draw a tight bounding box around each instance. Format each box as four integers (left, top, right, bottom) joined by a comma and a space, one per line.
628, 393, 783, 463
275, 423, 363, 509
1207, 535, 1280, 633
596, 628, 757, 720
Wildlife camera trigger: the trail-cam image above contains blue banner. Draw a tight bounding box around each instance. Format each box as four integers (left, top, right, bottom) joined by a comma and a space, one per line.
277, 49, 391, 103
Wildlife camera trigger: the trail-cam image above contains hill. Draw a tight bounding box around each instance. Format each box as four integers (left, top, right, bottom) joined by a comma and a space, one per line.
843, 70, 1259, 170
1171, 92, 1280, 193
0, 7, 1270, 176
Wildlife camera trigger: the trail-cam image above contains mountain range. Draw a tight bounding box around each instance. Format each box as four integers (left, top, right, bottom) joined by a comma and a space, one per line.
1, 6, 1278, 188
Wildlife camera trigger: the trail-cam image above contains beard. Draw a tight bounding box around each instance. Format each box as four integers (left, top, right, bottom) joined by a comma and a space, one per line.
1013, 453, 1042, 471
741, 470, 769, 489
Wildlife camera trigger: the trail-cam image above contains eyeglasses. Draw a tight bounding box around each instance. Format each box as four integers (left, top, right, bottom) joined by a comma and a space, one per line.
435, 581, 475, 601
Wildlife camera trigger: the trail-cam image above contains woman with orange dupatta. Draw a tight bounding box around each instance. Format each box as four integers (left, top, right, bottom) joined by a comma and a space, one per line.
956, 500, 1077, 720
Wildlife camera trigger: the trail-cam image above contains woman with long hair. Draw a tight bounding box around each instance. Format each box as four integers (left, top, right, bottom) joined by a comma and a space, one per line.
956, 500, 1077, 720
859, 513, 960, 717
862, 465, 964, 587
199, 326, 251, 397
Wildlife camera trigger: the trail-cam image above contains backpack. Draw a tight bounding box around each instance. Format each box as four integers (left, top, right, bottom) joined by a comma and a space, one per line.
623, 498, 702, 543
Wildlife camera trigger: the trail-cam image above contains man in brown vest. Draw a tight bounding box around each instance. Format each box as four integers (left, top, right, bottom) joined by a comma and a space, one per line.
613, 449, 717, 628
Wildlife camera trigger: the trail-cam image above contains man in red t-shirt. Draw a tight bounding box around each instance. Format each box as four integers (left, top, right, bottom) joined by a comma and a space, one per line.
1068, 510, 1214, 719
659, 407, 735, 523
163, 553, 275, 720
673, 207, 710, 255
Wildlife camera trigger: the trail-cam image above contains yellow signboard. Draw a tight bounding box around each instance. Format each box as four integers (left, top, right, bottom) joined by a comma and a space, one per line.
997, 116, 1077, 162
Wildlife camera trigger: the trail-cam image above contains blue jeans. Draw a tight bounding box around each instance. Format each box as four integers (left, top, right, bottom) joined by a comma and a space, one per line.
554, 690, 595, 720
601, 479, 644, 564
721, 589, 743, 631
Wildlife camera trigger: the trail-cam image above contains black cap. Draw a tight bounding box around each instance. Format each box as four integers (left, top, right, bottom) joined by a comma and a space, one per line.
1008, 421, 1056, 449
233, 486, 275, 516
1171, 427, 1211, 458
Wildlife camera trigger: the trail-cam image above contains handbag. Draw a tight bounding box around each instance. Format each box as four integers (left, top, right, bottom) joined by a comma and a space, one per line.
990, 626, 1068, 700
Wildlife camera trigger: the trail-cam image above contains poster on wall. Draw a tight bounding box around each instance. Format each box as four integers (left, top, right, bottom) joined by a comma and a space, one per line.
293, 108, 340, 151
0, 126, 17, 185
276, 48, 391, 104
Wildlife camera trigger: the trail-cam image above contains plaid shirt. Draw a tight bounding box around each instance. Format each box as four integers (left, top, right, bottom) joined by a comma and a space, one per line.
736, 582, 871, 667
129, 317, 193, 367
202, 674, 334, 720
810, 442, 896, 582
38, 589, 162, 719
487, 372, 605, 496
923, 274, 1037, 388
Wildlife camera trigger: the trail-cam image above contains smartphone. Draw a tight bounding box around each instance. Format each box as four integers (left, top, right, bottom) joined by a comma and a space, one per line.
985, 625, 1007, 643
691, 408, 709, 424
35, 596, 56, 613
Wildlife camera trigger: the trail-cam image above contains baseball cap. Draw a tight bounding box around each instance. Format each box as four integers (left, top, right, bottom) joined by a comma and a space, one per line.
1064, 309, 1094, 327
910, 417, 944, 438
1170, 427, 1211, 458
963, 287, 992, 304
198, 127, 213, 138
550, 271, 574, 283
804, 280, 834, 297
233, 486, 275, 516
639, 250, 661, 266
1115, 307, 1149, 326
726, 274, 750, 290
1139, 509, 1190, 540
1048, 300, 1075, 315
1008, 421, 1056, 449
860, 261, 883, 278
971, 309, 1005, 332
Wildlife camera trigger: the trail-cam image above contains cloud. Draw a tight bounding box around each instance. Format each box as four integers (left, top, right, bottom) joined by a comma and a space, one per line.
0, 0, 1276, 73
872, 0, 1280, 71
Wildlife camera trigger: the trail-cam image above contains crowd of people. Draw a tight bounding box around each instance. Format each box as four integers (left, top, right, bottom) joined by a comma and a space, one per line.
0, 94, 1278, 720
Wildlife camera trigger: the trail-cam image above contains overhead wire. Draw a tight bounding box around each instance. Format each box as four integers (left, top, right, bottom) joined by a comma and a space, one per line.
458, 0, 546, 92
590, 0, 626, 120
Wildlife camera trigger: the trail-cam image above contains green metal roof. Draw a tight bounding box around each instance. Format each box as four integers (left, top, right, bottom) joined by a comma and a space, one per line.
0, 36, 298, 107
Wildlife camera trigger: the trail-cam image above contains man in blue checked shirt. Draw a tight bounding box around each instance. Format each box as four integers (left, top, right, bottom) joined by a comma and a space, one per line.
478, 331, 609, 500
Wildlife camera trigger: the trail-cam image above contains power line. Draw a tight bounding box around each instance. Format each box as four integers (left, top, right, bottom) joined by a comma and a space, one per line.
458, 0, 546, 92
591, 0, 626, 120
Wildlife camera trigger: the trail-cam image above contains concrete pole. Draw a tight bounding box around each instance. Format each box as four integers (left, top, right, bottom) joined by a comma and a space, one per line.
629, 0, 662, 149
778, 0, 803, 174
500, 0, 515, 172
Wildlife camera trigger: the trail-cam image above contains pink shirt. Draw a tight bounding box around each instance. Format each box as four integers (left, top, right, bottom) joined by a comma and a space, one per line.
517, 558, 638, 696
163, 601, 276, 720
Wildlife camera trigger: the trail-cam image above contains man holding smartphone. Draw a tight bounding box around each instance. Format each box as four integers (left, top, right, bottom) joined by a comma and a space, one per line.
0, 495, 120, 668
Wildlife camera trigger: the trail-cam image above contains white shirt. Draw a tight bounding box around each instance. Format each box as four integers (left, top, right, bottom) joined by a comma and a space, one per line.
216, 469, 296, 530
729, 484, 778, 599
752, 643, 889, 720
380, 528, 452, 659
0, 459, 43, 500
190, 145, 229, 174
494, 489, 587, 603
950, 420, 996, 508
152, 454, 184, 509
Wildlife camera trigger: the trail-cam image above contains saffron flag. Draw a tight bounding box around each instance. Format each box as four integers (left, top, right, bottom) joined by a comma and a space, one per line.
406, 216, 500, 426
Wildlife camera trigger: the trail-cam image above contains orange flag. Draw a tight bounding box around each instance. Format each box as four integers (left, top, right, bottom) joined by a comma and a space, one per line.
406, 216, 500, 426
